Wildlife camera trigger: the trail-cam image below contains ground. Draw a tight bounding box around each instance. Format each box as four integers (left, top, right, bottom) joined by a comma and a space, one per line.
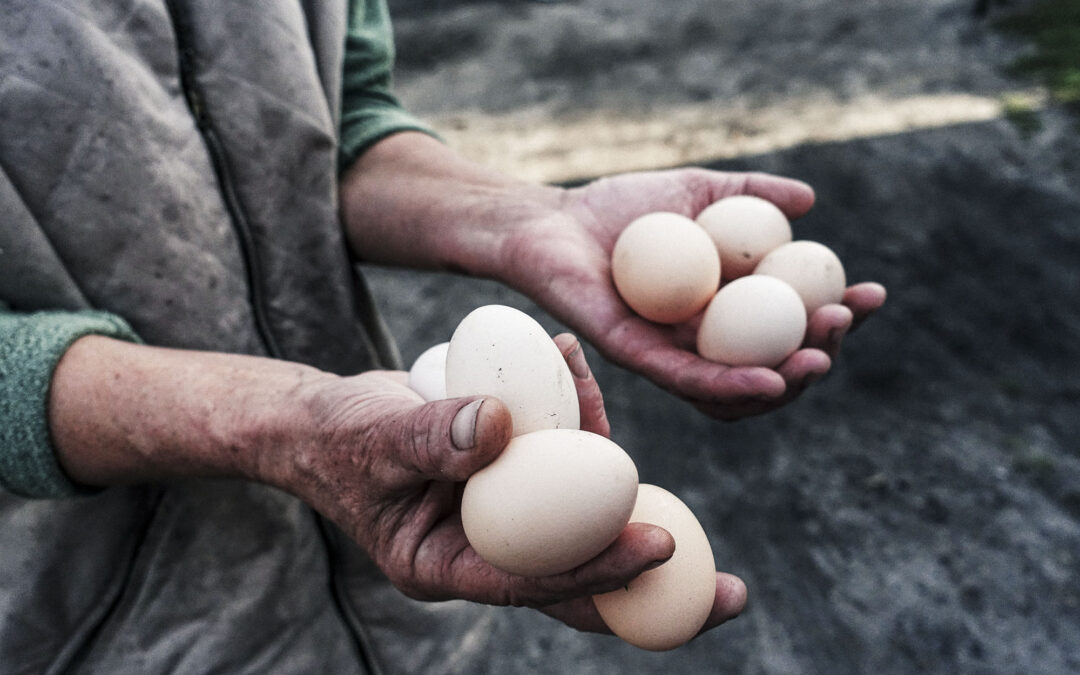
363, 1, 1080, 672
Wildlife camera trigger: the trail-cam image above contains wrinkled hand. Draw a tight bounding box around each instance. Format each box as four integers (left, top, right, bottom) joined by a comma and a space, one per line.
282, 334, 746, 634
499, 168, 886, 419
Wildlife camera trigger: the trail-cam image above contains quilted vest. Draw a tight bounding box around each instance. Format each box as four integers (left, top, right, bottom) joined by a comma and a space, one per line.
0, 2, 500, 672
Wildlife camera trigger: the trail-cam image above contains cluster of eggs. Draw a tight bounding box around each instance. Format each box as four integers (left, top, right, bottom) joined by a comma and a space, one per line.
408, 305, 716, 651
611, 195, 847, 367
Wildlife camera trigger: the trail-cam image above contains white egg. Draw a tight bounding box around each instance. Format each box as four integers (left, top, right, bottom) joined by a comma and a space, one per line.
611, 212, 721, 324
461, 429, 639, 577
754, 240, 847, 315
696, 195, 792, 281
696, 275, 807, 367
407, 342, 450, 401
445, 304, 579, 436
593, 484, 716, 651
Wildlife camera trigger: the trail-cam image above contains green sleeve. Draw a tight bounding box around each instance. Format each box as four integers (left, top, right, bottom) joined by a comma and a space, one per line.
0, 305, 140, 499
338, 0, 439, 171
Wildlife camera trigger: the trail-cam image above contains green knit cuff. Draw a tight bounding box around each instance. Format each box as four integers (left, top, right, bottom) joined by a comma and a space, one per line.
338, 99, 441, 173
0, 309, 139, 499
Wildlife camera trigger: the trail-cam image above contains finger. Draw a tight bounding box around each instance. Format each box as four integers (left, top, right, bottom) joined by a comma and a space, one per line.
544, 570, 748, 637
698, 573, 749, 633
843, 282, 887, 331
553, 333, 611, 438
776, 348, 831, 389
805, 304, 854, 359
394, 396, 513, 483
734, 172, 816, 220
508, 523, 675, 606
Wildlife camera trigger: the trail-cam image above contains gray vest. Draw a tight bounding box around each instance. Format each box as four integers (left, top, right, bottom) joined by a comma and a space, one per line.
0, 2, 499, 672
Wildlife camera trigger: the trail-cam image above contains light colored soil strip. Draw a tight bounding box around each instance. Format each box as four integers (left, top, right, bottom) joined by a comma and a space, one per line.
428, 90, 1046, 184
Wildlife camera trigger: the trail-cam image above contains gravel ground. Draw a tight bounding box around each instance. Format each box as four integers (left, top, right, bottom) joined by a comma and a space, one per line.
363, 1, 1080, 672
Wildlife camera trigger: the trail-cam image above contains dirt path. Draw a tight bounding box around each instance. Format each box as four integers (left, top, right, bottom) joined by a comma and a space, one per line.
365, 1, 1080, 672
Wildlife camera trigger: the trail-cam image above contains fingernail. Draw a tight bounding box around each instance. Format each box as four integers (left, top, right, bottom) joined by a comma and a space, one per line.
566, 343, 590, 380
451, 399, 484, 450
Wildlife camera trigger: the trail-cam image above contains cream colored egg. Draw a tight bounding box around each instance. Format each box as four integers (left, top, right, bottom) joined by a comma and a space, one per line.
696, 195, 792, 281
754, 240, 846, 315
593, 484, 716, 651
461, 429, 639, 577
611, 212, 721, 324
446, 305, 579, 436
407, 342, 449, 401
696, 275, 807, 367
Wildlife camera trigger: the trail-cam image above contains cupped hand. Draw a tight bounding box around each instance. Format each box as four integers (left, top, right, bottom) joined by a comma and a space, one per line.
279, 335, 746, 633
497, 167, 886, 420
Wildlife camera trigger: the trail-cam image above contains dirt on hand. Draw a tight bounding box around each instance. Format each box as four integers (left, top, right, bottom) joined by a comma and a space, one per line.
365, 1, 1080, 672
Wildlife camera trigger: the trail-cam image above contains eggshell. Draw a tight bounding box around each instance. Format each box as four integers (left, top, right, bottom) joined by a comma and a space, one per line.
696, 195, 792, 280
407, 342, 450, 401
461, 429, 639, 577
611, 212, 721, 324
593, 484, 716, 651
754, 240, 847, 315
696, 275, 807, 367
446, 305, 579, 436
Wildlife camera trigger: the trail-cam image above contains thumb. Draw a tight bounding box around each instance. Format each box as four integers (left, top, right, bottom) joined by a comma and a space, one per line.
398, 396, 513, 482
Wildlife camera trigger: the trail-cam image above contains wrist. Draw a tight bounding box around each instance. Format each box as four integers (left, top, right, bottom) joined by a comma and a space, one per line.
339, 131, 566, 278
49, 336, 336, 490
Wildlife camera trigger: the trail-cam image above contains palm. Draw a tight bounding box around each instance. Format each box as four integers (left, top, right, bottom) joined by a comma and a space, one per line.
499, 168, 884, 419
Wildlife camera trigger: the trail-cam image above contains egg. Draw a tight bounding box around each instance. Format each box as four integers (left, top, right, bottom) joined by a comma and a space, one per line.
696, 275, 807, 367
593, 484, 716, 651
611, 212, 721, 324
407, 342, 450, 401
445, 305, 579, 435
754, 240, 847, 315
461, 429, 639, 577
696, 195, 792, 281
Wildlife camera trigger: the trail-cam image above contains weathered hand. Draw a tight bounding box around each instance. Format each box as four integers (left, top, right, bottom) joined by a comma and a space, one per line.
283, 334, 746, 633
497, 168, 886, 419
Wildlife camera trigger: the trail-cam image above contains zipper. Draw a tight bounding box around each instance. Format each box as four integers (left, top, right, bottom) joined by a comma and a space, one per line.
164, 0, 283, 360
162, 3, 379, 673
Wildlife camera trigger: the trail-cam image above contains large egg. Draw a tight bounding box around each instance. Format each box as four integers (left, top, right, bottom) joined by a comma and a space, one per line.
594, 484, 716, 651
611, 212, 721, 324
446, 305, 579, 436
696, 195, 792, 281
407, 342, 449, 401
461, 429, 639, 577
754, 240, 846, 315
696, 275, 807, 367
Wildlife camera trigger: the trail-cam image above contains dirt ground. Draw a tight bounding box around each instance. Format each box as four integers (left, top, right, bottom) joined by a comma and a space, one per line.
364, 1, 1080, 672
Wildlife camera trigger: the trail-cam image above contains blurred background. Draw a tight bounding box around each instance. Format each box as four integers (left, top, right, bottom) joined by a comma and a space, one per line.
365, 0, 1080, 672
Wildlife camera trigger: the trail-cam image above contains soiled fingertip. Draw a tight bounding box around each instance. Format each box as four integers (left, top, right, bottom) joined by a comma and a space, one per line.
623, 521, 676, 562
454, 397, 513, 462
699, 573, 748, 633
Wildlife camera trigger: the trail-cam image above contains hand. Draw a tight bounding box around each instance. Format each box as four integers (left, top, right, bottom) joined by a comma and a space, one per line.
340, 132, 884, 420
285, 333, 746, 634
497, 168, 886, 419
50, 334, 744, 637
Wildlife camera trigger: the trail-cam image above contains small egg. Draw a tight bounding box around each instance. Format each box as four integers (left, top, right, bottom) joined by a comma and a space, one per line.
754, 240, 846, 315
407, 342, 450, 401
696, 195, 792, 280
611, 212, 721, 324
696, 275, 807, 367
446, 305, 579, 436
593, 484, 716, 651
461, 429, 639, 577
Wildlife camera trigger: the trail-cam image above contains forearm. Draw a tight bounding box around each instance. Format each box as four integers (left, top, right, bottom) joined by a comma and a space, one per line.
339, 131, 564, 278
49, 336, 331, 490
